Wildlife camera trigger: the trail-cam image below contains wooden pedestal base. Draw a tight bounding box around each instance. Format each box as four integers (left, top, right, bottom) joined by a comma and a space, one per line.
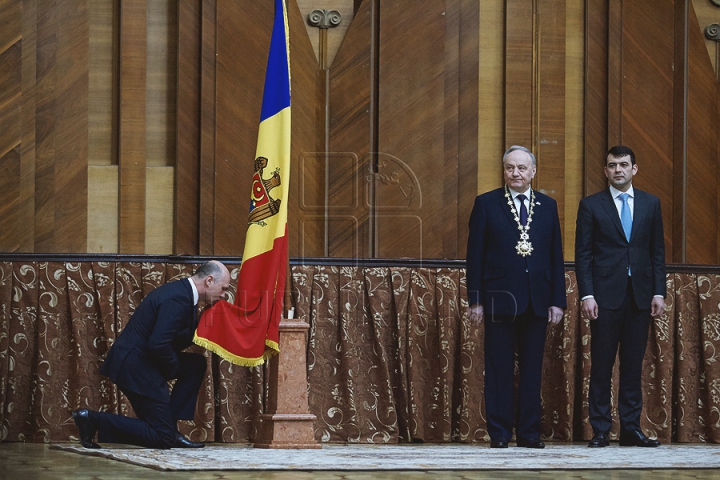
253, 320, 321, 449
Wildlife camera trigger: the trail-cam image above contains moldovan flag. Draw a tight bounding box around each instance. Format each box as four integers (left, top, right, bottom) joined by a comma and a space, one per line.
193, 0, 290, 367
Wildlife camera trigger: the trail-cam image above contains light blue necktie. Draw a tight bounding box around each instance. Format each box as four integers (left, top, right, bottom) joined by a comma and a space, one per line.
619, 193, 632, 241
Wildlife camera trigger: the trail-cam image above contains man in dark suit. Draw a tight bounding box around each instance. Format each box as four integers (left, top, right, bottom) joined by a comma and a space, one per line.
575, 145, 666, 448
466, 145, 566, 449
72, 260, 231, 449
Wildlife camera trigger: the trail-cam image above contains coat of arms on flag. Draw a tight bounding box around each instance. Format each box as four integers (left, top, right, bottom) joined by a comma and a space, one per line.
249, 157, 282, 226
193, 0, 291, 367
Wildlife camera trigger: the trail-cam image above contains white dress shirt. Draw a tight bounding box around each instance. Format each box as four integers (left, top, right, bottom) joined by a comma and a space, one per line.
609, 184, 634, 220
508, 187, 532, 217
187, 277, 199, 306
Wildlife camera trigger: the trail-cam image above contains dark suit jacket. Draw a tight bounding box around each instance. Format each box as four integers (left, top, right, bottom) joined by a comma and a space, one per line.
466, 187, 566, 318
101, 279, 198, 402
574, 187, 666, 309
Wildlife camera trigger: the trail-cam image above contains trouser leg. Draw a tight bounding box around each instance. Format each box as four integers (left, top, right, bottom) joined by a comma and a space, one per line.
588, 282, 630, 434
515, 311, 548, 441
484, 315, 517, 440
617, 293, 651, 432
96, 388, 177, 448
169, 352, 207, 420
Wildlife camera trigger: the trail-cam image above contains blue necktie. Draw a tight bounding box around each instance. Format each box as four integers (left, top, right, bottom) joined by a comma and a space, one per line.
517, 194, 528, 226
619, 193, 632, 241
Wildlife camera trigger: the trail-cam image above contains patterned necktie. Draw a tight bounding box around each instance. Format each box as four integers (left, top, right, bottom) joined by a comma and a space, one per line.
619, 193, 632, 241
517, 194, 528, 226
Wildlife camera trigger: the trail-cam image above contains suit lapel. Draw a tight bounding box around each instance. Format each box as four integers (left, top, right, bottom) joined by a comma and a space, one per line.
501, 188, 542, 240
630, 189, 647, 242
500, 188, 519, 235
600, 188, 627, 241
180, 279, 198, 328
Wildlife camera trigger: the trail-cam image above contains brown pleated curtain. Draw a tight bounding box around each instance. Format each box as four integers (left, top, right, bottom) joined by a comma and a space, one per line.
0, 261, 719, 444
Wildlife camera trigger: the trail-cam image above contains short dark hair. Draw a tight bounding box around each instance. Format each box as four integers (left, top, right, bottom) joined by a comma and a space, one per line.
193, 261, 225, 279
606, 145, 635, 165
503, 145, 536, 166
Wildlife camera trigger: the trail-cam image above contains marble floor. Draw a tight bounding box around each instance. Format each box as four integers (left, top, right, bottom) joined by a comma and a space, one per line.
2, 443, 720, 480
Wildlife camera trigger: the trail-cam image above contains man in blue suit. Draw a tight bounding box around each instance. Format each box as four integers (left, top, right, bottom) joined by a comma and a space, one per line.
575, 145, 665, 448
72, 260, 231, 449
466, 145, 566, 449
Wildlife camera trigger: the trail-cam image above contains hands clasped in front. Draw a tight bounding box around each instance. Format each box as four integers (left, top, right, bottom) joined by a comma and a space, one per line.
465, 304, 564, 324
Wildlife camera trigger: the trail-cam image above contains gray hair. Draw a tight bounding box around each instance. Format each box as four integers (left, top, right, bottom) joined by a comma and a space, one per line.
503, 145, 536, 166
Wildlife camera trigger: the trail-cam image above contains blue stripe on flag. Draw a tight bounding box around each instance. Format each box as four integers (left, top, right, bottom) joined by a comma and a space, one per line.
260, 0, 291, 122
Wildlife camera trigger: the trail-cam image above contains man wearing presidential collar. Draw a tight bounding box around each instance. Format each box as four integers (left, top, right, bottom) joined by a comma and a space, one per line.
466, 145, 566, 449
575, 145, 666, 448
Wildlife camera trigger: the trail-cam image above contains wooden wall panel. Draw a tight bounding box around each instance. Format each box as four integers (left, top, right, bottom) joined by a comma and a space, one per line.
118, 0, 146, 253
536, 0, 566, 234
477, 0, 504, 195
145, 166, 174, 253
0, 0, 22, 251
0, 148, 21, 250
85, 1, 116, 253
584, 0, 609, 196
288, 0, 323, 259
442, 0, 461, 259
146, 0, 177, 168
34, 0, 89, 253
34, 0, 60, 250
197, 0, 320, 257
505, 0, 534, 149
212, 1, 270, 255
0, 44, 21, 159
19, 0, 37, 253
683, 4, 719, 263
326, 0, 374, 258
87, 165, 118, 253
0, 0, 717, 263
175, 0, 201, 254
455, 0, 479, 260
673, 0, 688, 263
692, 0, 720, 75
620, 0, 674, 260
607, 0, 622, 146
88, 1, 115, 166
53, 1, 89, 252
376, 0, 451, 259
198, 0, 216, 254
565, 1, 585, 261
296, 0, 354, 70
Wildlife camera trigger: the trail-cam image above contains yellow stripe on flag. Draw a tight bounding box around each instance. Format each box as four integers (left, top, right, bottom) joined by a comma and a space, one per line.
242, 107, 291, 261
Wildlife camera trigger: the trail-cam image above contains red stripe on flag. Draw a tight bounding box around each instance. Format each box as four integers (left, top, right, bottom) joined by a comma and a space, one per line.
194, 230, 287, 365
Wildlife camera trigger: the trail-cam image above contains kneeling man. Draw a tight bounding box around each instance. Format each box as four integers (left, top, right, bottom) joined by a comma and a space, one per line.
73, 260, 230, 449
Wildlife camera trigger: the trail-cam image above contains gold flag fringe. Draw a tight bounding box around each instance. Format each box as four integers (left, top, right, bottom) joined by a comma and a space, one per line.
193, 333, 279, 367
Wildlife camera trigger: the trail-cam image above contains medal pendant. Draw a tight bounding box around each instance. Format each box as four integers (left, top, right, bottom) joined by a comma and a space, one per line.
516, 239, 533, 257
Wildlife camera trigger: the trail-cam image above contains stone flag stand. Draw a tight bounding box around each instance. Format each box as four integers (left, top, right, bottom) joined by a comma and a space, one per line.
253, 318, 321, 449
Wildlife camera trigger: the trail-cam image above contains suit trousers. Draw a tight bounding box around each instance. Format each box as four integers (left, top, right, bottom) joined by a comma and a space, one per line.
588, 279, 651, 434
96, 352, 206, 448
484, 308, 548, 441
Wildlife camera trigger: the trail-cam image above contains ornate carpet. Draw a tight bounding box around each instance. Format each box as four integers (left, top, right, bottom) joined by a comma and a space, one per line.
51, 443, 720, 471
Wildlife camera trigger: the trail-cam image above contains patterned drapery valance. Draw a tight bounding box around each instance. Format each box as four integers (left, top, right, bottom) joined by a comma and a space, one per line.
1, 261, 718, 444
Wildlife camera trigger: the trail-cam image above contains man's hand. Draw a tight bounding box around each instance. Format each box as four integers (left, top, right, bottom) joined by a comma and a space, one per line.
466, 304, 484, 323
548, 306, 564, 324
650, 297, 665, 318
581, 297, 599, 320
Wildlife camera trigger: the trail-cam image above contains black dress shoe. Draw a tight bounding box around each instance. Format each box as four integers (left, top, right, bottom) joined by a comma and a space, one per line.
72, 409, 101, 449
588, 431, 609, 448
619, 429, 660, 447
517, 439, 545, 449
490, 438, 509, 448
174, 433, 205, 448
